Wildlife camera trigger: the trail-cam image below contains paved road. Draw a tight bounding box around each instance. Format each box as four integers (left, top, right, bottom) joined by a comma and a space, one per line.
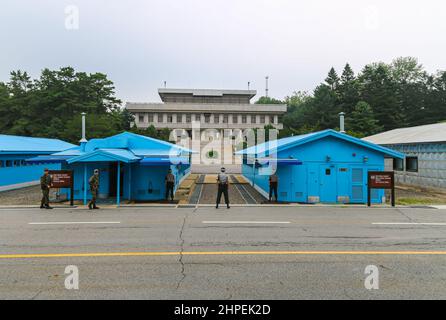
1, 205, 446, 299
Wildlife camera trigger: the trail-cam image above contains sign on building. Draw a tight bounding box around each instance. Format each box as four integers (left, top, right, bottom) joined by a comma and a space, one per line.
49, 170, 74, 206
367, 171, 395, 207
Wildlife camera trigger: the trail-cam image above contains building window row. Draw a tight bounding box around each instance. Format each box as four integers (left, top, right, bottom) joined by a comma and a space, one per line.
0, 159, 43, 168
135, 113, 278, 125
393, 157, 419, 172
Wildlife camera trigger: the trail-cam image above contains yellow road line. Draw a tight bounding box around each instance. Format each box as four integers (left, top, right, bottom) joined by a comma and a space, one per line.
1, 251, 446, 259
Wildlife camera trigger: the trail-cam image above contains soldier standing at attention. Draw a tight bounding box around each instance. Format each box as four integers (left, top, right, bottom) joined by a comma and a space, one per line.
216, 167, 230, 209
40, 168, 53, 209
269, 172, 279, 202
88, 169, 100, 210
165, 169, 175, 201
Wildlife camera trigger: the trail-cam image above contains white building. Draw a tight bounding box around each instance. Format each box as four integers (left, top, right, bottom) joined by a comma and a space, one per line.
126, 88, 286, 134
363, 122, 446, 189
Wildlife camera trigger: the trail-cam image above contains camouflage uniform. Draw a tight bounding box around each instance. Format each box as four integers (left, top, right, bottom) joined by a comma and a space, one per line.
40, 173, 52, 208
88, 174, 100, 209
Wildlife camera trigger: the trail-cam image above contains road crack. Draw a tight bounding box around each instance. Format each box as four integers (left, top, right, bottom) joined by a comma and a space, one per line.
176, 209, 192, 290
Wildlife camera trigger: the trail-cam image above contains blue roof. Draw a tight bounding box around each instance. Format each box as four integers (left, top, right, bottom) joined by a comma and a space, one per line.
83, 132, 194, 155
67, 149, 141, 164
140, 156, 190, 166
236, 129, 405, 159
45, 131, 195, 164
0, 134, 76, 154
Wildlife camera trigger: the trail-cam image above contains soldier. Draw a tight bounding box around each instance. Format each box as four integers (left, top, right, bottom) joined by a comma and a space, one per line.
88, 169, 100, 210
165, 169, 175, 201
269, 172, 279, 202
216, 167, 230, 209
40, 168, 53, 209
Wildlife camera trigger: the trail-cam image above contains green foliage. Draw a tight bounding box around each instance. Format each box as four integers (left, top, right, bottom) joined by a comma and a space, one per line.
345, 101, 382, 137
0, 67, 134, 143
128, 125, 172, 142
280, 57, 446, 138
255, 96, 284, 104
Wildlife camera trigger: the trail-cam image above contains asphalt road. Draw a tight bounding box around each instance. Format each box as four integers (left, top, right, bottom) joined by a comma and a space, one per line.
1, 205, 446, 299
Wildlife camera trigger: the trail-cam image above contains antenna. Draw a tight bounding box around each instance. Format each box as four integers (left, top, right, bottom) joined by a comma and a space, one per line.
265, 76, 269, 97
163, 81, 167, 88
248, 81, 250, 90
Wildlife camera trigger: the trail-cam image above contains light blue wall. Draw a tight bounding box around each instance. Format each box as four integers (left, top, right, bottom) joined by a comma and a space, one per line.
62, 161, 191, 202
243, 136, 386, 204
0, 154, 61, 187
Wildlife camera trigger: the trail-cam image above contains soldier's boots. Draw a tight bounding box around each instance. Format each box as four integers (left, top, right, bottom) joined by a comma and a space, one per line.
45, 205, 53, 209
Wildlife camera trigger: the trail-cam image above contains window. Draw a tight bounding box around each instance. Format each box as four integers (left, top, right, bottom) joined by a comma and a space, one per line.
393, 158, 404, 171
406, 157, 418, 172
138, 115, 144, 123
251, 115, 257, 124
157, 114, 163, 122
216, 114, 222, 124
260, 115, 265, 124
205, 114, 211, 123
186, 114, 191, 123
167, 114, 173, 123
325, 168, 331, 175
195, 114, 201, 122
176, 114, 182, 123
5, 160, 12, 167
14, 160, 20, 167
148, 114, 154, 123
0, 160, 4, 168
21, 160, 27, 166
242, 115, 247, 124
233, 115, 238, 124
223, 114, 228, 124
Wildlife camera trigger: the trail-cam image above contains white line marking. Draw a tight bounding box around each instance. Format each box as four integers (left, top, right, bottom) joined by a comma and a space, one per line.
29, 221, 121, 225
202, 221, 290, 224
373, 222, 446, 226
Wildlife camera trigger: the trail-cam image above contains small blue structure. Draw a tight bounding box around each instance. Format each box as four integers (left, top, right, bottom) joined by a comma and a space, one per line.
0, 134, 76, 190
236, 129, 404, 204
28, 132, 193, 205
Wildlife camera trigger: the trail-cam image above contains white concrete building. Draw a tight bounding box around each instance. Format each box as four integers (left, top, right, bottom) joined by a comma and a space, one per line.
126, 88, 286, 134
364, 122, 446, 190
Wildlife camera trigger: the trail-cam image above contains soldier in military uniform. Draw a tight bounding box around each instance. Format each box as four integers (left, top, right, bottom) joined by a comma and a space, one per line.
216, 167, 230, 209
88, 169, 100, 210
165, 169, 175, 201
40, 168, 53, 209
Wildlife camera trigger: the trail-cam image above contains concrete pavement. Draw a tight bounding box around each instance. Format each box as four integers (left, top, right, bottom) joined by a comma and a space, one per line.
0, 206, 446, 299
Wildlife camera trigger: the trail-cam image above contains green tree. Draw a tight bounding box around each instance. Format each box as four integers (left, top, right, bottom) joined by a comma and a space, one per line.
345, 101, 382, 137
255, 96, 284, 104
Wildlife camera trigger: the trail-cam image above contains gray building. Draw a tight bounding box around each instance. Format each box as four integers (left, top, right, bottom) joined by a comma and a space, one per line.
363, 122, 446, 189
126, 88, 286, 136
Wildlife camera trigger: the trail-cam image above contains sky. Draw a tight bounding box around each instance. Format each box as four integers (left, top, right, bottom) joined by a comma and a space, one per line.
1, 0, 446, 104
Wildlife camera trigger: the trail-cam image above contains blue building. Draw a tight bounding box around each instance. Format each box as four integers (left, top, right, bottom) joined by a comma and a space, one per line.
0, 135, 76, 191
236, 129, 404, 204
28, 132, 193, 205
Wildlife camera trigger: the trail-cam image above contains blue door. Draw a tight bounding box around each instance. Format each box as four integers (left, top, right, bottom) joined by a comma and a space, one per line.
277, 166, 293, 202
350, 166, 365, 203
319, 165, 337, 203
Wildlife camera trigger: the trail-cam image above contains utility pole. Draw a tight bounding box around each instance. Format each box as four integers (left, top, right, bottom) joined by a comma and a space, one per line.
265, 76, 269, 98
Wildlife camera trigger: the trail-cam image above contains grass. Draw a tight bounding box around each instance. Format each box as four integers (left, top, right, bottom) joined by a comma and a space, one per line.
396, 197, 446, 205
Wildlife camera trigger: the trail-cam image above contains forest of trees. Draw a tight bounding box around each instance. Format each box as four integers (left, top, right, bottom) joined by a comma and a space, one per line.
257, 57, 446, 138
0, 67, 170, 143
1, 57, 445, 144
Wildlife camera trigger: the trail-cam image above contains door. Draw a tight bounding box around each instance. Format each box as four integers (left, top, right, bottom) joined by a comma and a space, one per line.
350, 166, 365, 203
277, 166, 293, 202
319, 165, 337, 203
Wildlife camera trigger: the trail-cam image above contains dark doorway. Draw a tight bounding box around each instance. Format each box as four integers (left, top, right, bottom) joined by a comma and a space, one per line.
109, 162, 124, 197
